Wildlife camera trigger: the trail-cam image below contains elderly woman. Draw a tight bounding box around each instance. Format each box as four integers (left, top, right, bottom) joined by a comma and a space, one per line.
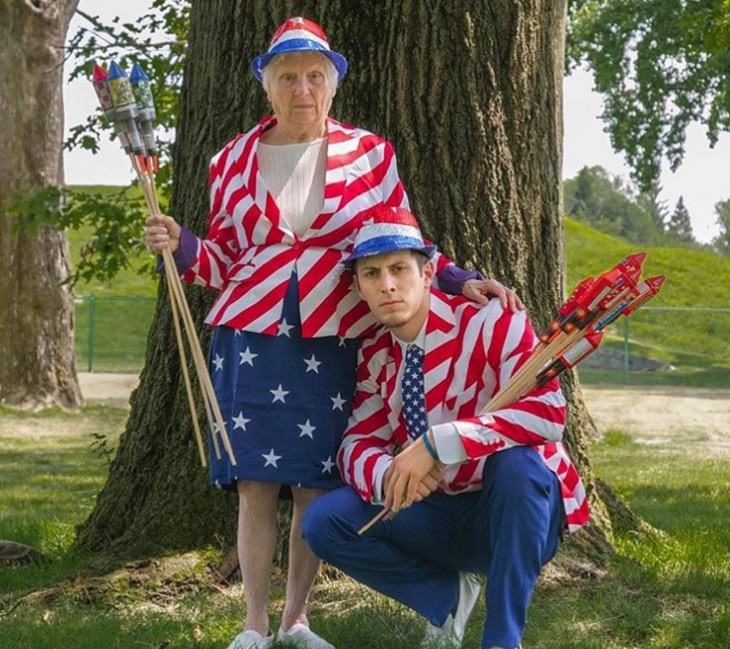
146, 17, 522, 649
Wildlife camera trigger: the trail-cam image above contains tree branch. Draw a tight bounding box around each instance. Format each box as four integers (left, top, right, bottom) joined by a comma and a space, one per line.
74, 8, 184, 52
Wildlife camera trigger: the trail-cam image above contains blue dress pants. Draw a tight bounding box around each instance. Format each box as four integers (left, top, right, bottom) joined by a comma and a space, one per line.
302, 446, 565, 649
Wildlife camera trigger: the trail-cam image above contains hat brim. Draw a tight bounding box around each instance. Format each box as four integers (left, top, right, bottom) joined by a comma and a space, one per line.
252, 40, 348, 82
342, 238, 437, 269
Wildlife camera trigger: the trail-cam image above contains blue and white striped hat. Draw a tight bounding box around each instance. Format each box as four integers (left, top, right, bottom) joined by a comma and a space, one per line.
343, 206, 436, 268
251, 17, 348, 83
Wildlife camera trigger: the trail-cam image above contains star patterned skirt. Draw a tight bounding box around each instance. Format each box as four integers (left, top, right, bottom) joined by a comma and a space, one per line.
207, 273, 359, 492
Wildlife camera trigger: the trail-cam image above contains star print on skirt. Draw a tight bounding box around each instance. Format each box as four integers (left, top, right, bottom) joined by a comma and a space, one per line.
207, 273, 359, 492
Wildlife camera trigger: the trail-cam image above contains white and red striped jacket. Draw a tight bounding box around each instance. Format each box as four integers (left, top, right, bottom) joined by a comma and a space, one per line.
179, 115, 453, 339
338, 290, 590, 533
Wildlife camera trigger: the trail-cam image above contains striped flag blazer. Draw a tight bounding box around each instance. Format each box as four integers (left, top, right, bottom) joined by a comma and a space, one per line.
179, 115, 453, 339
338, 289, 590, 534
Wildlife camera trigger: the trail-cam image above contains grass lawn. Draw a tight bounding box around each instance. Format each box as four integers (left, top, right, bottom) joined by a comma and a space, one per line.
1, 403, 728, 648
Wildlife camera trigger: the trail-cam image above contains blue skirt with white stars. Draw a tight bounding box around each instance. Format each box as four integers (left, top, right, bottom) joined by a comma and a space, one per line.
207, 273, 359, 492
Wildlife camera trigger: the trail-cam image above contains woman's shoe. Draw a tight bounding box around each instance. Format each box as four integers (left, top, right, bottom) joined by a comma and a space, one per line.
225, 629, 274, 649
275, 623, 336, 649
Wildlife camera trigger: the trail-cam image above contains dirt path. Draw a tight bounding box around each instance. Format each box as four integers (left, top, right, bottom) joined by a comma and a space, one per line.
79, 372, 140, 407
582, 385, 730, 456
75, 374, 730, 455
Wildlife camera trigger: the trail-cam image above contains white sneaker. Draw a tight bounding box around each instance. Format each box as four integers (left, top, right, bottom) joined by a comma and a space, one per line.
225, 629, 273, 649
275, 623, 336, 649
420, 572, 482, 648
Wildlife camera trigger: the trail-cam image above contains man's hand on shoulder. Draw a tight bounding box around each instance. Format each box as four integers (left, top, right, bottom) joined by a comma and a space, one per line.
383, 438, 445, 513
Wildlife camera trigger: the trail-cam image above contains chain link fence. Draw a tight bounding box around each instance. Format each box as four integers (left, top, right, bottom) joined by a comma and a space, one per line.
74, 297, 730, 387
75, 295, 157, 372
576, 306, 730, 387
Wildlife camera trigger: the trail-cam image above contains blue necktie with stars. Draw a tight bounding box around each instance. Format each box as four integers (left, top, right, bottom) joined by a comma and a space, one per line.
402, 344, 428, 439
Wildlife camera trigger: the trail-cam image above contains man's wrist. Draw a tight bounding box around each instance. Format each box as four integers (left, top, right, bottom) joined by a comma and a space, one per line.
421, 430, 439, 462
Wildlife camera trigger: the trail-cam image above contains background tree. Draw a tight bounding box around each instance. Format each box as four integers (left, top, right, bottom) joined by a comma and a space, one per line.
636, 182, 670, 232
668, 196, 695, 244
564, 165, 666, 244
0, 0, 81, 409
568, 0, 730, 191
712, 198, 730, 255
77, 0, 614, 559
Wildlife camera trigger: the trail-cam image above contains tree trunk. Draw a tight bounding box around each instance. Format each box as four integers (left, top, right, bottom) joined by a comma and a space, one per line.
0, 0, 82, 409
78, 0, 613, 558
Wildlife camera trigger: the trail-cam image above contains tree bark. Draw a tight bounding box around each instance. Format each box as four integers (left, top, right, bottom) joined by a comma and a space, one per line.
78, 0, 612, 558
0, 0, 82, 409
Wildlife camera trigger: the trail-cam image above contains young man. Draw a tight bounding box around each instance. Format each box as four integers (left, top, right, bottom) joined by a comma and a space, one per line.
302, 207, 589, 649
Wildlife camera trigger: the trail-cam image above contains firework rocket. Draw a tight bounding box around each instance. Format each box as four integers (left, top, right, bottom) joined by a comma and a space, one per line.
536, 331, 604, 386
106, 61, 146, 159
539, 253, 646, 343
92, 64, 133, 155
92, 64, 114, 120
130, 63, 158, 171
488, 252, 665, 410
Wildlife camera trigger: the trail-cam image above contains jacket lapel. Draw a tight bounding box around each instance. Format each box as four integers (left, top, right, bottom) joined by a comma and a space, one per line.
382, 337, 408, 446
305, 118, 353, 235
423, 291, 459, 422
247, 115, 292, 241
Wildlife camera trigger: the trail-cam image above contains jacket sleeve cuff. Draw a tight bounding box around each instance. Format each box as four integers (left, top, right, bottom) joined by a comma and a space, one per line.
431, 422, 469, 465
371, 455, 393, 505
156, 227, 199, 275
436, 265, 485, 296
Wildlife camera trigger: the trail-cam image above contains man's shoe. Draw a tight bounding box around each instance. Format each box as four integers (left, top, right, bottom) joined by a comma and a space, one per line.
225, 630, 273, 649
420, 572, 482, 648
275, 623, 336, 649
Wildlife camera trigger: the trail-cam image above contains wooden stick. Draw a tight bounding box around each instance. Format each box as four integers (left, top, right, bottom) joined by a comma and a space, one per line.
132, 157, 233, 465
161, 246, 237, 465
357, 507, 389, 536
205, 396, 223, 461
138, 160, 210, 465
163, 257, 207, 467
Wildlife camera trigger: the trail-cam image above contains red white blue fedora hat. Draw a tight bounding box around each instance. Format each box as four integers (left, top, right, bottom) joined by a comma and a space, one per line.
251, 17, 349, 82
343, 206, 436, 268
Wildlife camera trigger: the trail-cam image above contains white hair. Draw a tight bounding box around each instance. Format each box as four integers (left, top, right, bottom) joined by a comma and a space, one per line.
261, 52, 338, 96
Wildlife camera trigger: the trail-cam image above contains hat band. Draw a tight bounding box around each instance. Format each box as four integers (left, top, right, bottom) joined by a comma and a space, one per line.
351, 235, 431, 259
268, 38, 330, 56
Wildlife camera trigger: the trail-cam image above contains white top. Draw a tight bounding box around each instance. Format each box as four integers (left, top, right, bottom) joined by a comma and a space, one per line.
257, 137, 327, 237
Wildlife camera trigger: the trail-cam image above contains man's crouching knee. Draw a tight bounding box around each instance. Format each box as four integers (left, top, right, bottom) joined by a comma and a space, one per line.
301, 489, 349, 563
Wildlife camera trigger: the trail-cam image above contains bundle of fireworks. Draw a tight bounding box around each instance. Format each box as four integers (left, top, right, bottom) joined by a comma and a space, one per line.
91, 61, 235, 468
486, 252, 664, 411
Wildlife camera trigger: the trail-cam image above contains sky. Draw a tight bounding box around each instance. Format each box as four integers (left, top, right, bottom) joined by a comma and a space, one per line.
64, 1, 729, 244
